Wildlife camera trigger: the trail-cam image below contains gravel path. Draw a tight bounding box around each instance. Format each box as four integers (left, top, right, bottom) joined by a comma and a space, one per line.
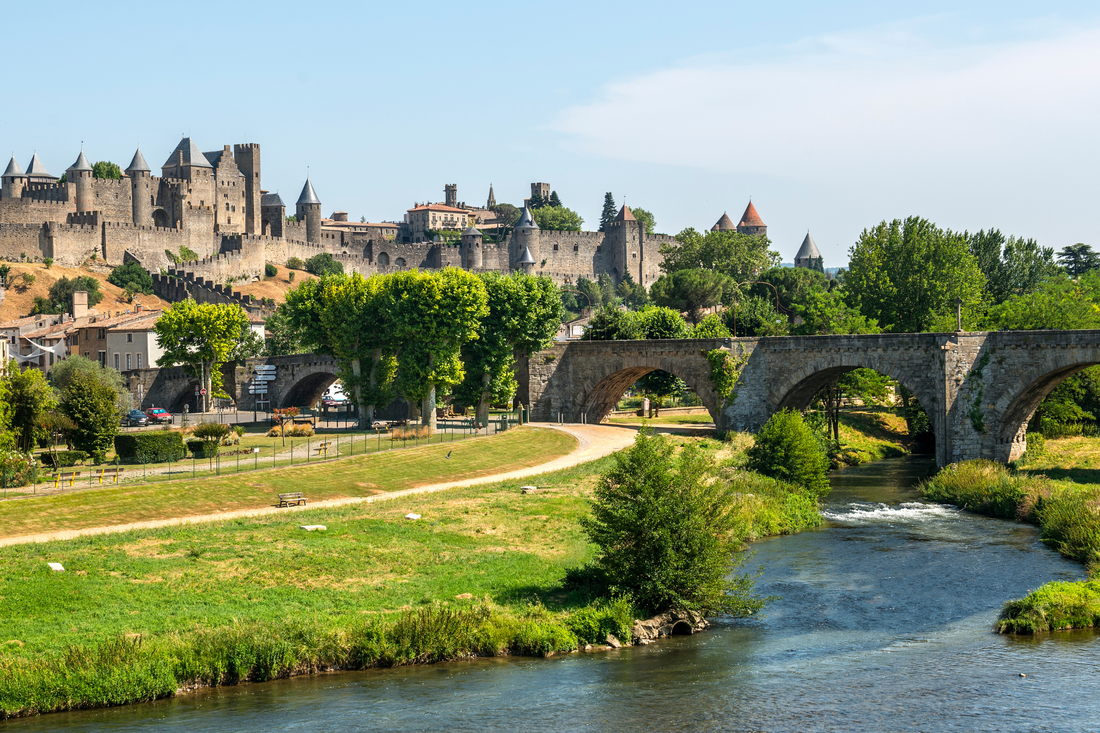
0, 423, 637, 548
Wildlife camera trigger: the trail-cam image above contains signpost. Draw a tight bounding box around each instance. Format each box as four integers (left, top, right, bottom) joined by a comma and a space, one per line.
251, 365, 276, 423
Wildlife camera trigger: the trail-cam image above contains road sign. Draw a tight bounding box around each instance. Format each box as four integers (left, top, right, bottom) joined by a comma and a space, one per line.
248, 386, 268, 394
200, 388, 207, 396
254, 374, 277, 381
254, 365, 277, 372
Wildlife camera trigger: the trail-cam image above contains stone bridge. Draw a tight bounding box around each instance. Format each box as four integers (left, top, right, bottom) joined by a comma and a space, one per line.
131, 354, 339, 414
518, 330, 1100, 467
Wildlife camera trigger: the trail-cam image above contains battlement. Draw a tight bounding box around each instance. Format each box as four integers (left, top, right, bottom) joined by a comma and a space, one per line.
67, 211, 101, 227
154, 270, 272, 317
103, 221, 181, 234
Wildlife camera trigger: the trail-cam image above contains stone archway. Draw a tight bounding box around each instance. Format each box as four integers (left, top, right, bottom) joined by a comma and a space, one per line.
281, 371, 338, 409
377, 252, 390, 266
992, 359, 1100, 462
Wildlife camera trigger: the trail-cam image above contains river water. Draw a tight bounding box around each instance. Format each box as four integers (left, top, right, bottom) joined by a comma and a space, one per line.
8, 457, 1100, 732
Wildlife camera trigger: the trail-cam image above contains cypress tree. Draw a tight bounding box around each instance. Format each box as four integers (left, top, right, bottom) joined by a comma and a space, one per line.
599, 192, 616, 231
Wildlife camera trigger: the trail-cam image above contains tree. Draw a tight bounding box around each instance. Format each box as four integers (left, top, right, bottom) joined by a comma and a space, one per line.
845, 217, 986, 333
304, 253, 343, 277
746, 409, 831, 497
723, 294, 789, 337
650, 269, 731, 324
91, 161, 122, 180
599, 193, 617, 232
692, 313, 731, 339
532, 206, 583, 232
31, 276, 104, 315
584, 305, 689, 342
528, 192, 547, 209
49, 355, 132, 412
615, 273, 650, 310
753, 266, 830, 315
986, 271, 1100, 331
1057, 244, 1100, 277
154, 300, 251, 413
60, 371, 120, 457
385, 269, 489, 430
107, 261, 154, 295
264, 304, 306, 356
582, 428, 767, 616
454, 272, 563, 425
630, 207, 656, 235
0, 264, 11, 287
5, 364, 56, 453
660, 228, 780, 283
490, 203, 521, 231
548, 190, 562, 208
793, 289, 881, 336
968, 229, 1058, 304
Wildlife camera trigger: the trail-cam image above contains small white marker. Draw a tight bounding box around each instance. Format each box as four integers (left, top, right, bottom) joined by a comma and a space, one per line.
299, 525, 326, 532
48, 562, 64, 572
405, 513, 421, 520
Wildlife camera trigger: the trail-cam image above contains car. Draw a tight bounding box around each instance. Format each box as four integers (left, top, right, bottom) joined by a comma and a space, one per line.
121, 409, 149, 427
144, 407, 173, 424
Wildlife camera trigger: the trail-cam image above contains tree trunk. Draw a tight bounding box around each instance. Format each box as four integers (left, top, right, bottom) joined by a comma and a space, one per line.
476, 370, 491, 428
351, 357, 365, 429
363, 348, 382, 428
421, 386, 437, 432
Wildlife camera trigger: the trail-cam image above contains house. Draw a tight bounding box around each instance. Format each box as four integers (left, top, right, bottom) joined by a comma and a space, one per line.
106, 310, 163, 373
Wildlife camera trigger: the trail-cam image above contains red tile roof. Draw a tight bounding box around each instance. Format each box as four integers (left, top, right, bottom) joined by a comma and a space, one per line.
739, 201, 765, 228
407, 204, 469, 214
616, 205, 636, 222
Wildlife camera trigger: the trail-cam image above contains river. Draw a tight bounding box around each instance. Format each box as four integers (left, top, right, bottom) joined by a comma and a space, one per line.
7, 457, 1099, 732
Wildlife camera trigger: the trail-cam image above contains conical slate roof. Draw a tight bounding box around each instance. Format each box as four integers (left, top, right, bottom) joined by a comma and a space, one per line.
163, 137, 212, 169
616, 205, 635, 222
297, 178, 321, 205
25, 153, 54, 178
738, 200, 764, 228
711, 212, 735, 231
67, 150, 92, 172
2, 156, 25, 178
517, 245, 537, 265
795, 232, 822, 261
514, 207, 538, 230
125, 148, 150, 173
462, 226, 482, 236
486, 183, 496, 208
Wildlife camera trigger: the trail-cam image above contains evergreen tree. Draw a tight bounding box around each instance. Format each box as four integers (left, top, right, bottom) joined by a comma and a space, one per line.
599, 192, 616, 232
549, 190, 562, 208
1058, 243, 1100, 277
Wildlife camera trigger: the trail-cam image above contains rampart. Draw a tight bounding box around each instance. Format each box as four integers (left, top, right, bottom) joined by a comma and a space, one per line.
152, 270, 272, 317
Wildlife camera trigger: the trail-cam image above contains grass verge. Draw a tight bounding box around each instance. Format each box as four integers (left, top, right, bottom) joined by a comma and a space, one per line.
833, 407, 911, 466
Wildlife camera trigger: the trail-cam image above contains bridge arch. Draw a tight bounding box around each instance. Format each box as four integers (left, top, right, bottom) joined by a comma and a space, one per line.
280, 371, 338, 409
579, 354, 719, 424
167, 380, 201, 414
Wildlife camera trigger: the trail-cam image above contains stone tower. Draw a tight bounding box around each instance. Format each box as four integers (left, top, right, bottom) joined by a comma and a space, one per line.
67, 150, 94, 213
736, 200, 767, 237
233, 143, 262, 235
445, 184, 457, 207
461, 226, 483, 269
511, 207, 540, 273
1, 157, 26, 200
126, 148, 152, 225
605, 205, 643, 283
794, 231, 824, 271
486, 183, 496, 209
296, 178, 321, 243
531, 182, 550, 201
711, 212, 735, 232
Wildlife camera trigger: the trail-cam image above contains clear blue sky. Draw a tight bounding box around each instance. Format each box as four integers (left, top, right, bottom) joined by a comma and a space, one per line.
4, 1, 1098, 266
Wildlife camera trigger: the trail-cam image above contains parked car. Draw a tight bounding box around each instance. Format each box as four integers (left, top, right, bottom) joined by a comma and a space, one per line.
121, 409, 149, 427
145, 407, 173, 424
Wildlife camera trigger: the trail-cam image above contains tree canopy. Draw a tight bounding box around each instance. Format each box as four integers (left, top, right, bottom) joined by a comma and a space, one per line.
630, 207, 656, 235
968, 229, 1057, 305
91, 161, 122, 180
30, 276, 104, 315
650, 269, 730, 324
660, 228, 779, 283
154, 300, 252, 413
107, 261, 154, 296
304, 253, 344, 277
532, 205, 583, 232
1057, 244, 1099, 277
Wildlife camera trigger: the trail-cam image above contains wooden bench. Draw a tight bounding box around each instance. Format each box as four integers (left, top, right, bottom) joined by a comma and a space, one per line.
278, 492, 307, 507
97, 467, 125, 485
314, 441, 332, 457
52, 471, 82, 488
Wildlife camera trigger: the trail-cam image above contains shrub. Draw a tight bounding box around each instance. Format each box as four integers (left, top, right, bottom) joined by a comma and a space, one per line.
20, 272, 35, 289
264, 263, 278, 278
43, 257, 53, 269
186, 439, 220, 458
390, 424, 430, 440
38, 450, 89, 468
266, 424, 314, 438
286, 257, 305, 270
564, 598, 635, 645
745, 409, 831, 497
304, 253, 343, 277
581, 428, 768, 617
107, 261, 154, 295
179, 246, 199, 262
0, 450, 37, 488
114, 431, 187, 463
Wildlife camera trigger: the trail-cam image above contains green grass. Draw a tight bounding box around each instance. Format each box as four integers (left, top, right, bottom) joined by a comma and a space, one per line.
919, 451, 1100, 633
0, 433, 822, 718
0, 427, 577, 539
606, 414, 715, 426
834, 407, 911, 465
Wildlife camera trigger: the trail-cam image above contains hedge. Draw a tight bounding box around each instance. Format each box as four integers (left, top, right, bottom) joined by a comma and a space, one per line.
114, 432, 187, 463
39, 451, 89, 468
185, 440, 220, 458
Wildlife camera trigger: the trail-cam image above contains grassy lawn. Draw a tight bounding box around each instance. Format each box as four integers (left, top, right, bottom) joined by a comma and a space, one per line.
0, 427, 576, 540
606, 414, 715, 426
1016, 435, 1100, 485
835, 406, 912, 464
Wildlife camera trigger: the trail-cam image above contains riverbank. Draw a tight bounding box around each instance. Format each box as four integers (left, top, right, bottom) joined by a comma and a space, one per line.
0, 432, 820, 719
918, 438, 1100, 633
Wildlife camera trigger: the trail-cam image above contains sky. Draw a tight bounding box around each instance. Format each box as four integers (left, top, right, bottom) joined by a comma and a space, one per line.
3, 0, 1099, 267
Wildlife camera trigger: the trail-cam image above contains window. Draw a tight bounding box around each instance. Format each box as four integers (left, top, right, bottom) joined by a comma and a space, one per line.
137, 353, 142, 369
97, 351, 106, 367
114, 353, 119, 370
553, 244, 559, 251
84, 331, 89, 341
126, 353, 132, 370
97, 329, 105, 339
127, 333, 133, 343
84, 351, 89, 357
573, 245, 579, 252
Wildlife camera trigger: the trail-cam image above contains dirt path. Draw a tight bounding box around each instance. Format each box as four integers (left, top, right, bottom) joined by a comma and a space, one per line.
0, 423, 637, 548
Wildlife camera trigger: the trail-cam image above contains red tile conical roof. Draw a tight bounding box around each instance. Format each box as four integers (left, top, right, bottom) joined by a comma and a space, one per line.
738, 200, 765, 228
616, 205, 635, 221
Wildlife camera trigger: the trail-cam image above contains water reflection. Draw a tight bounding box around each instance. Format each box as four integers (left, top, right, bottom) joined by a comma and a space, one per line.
7, 457, 1098, 732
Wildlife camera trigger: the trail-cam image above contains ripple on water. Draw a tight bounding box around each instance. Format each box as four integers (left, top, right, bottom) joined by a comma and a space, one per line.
821, 500, 961, 525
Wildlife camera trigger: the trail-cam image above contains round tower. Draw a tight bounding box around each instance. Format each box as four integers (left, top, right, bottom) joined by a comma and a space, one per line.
511, 207, 540, 273
2, 157, 26, 200
67, 150, 94, 213
296, 178, 321, 243
126, 148, 152, 225
461, 226, 483, 269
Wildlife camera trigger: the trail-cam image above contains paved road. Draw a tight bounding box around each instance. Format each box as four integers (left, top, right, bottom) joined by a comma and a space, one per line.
0, 423, 638, 548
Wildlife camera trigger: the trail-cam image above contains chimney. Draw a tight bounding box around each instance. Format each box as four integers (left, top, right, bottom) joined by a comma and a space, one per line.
135, 302, 143, 312
72, 290, 88, 320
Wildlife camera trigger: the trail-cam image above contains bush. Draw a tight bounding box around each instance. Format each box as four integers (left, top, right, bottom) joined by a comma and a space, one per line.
745, 409, 831, 497
996, 580, 1100, 634
581, 428, 767, 617
38, 450, 89, 468
43, 257, 53, 269
179, 246, 199, 262
918, 460, 1049, 521
266, 424, 314, 438
114, 431, 187, 463
286, 257, 305, 271
264, 263, 278, 278
186, 440, 220, 458
0, 451, 37, 487
107, 261, 154, 295
304, 253, 343, 277
564, 598, 635, 645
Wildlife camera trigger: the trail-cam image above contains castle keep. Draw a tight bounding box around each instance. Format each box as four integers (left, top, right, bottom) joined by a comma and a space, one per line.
0, 137, 770, 291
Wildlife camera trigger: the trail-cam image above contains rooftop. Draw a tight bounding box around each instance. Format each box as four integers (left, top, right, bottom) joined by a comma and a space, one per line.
739, 201, 765, 228
297, 178, 321, 206
407, 203, 469, 214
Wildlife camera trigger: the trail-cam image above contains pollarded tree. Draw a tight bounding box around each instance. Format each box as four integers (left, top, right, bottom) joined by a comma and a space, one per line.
845, 217, 986, 333
454, 272, 563, 426
386, 269, 489, 431
154, 300, 252, 413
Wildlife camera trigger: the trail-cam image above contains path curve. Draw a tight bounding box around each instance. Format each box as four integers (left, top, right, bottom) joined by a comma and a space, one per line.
0, 423, 637, 548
